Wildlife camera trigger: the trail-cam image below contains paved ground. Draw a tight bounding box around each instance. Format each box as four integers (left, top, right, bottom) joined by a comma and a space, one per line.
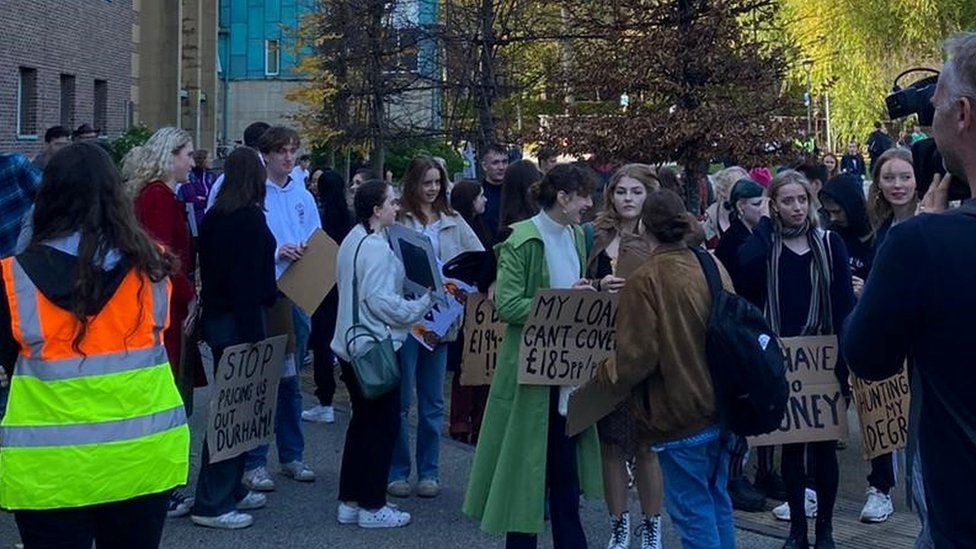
0, 365, 919, 548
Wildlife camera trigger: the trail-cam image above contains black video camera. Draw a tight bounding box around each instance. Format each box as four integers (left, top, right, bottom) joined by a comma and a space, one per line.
886, 68, 939, 125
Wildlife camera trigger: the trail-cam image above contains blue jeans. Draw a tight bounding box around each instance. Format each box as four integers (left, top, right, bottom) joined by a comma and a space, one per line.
244, 306, 309, 470
389, 338, 447, 482
656, 433, 736, 549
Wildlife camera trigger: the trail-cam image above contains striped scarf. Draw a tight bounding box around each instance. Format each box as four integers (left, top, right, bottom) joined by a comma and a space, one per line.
765, 218, 833, 336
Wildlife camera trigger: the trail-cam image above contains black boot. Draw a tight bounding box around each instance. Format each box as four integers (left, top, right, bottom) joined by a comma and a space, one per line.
782, 532, 809, 549
728, 475, 766, 512
814, 521, 835, 549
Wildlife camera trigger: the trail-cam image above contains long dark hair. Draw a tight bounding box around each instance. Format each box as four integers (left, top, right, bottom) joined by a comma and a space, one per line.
212, 147, 267, 213
400, 155, 453, 224
30, 142, 176, 347
450, 180, 493, 247
642, 189, 698, 244
354, 180, 390, 234
316, 168, 354, 242
499, 159, 541, 228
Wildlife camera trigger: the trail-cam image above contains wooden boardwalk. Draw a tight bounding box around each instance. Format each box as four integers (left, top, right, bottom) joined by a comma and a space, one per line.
734, 497, 921, 548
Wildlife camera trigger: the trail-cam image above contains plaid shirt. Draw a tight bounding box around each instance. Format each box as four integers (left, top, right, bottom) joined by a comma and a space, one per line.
0, 154, 41, 257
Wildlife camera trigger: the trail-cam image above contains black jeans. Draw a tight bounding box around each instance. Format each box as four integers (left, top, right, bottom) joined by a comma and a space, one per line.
310, 289, 339, 406
337, 358, 400, 510
15, 490, 169, 549
782, 441, 838, 534
191, 315, 258, 517
506, 387, 587, 549
868, 452, 895, 494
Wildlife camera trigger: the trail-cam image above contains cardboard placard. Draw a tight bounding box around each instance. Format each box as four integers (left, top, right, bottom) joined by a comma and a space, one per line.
748, 335, 848, 447
460, 293, 505, 386
410, 278, 473, 350
267, 297, 296, 354
566, 377, 627, 437
387, 224, 445, 302
206, 335, 288, 463
517, 290, 618, 386
851, 369, 910, 460
277, 229, 339, 316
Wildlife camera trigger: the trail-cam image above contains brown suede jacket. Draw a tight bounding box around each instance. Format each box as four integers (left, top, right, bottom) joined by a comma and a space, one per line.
601, 243, 734, 444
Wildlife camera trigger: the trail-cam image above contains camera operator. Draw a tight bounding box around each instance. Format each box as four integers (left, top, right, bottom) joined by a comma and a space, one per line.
842, 32, 976, 547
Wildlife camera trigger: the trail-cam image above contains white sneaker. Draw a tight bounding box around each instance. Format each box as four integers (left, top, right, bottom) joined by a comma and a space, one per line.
166, 491, 194, 518
860, 487, 894, 523
358, 505, 411, 528
242, 466, 276, 492
191, 511, 254, 530
281, 461, 316, 482
236, 491, 267, 511
303, 351, 314, 367
635, 514, 663, 549
337, 502, 359, 524
606, 511, 630, 549
302, 405, 335, 423
772, 488, 818, 521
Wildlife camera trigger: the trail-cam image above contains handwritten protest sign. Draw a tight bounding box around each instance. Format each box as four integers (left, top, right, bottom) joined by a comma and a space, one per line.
460, 294, 505, 386
517, 290, 618, 386
207, 335, 288, 463
749, 335, 848, 447
851, 368, 910, 460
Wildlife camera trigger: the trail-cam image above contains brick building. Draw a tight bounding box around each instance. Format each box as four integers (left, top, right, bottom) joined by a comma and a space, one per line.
0, 0, 136, 156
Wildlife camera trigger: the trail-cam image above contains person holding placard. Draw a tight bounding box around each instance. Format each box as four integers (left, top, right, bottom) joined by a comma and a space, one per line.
596, 188, 737, 549
464, 163, 602, 549
331, 180, 433, 529
585, 164, 665, 549
189, 147, 279, 529
390, 156, 484, 499
447, 180, 495, 444
737, 171, 855, 549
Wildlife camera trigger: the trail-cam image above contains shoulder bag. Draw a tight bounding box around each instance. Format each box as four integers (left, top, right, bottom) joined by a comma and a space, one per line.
344, 236, 401, 399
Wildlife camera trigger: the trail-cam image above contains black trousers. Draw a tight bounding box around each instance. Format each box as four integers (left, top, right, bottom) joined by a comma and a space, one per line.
15, 490, 169, 549
867, 452, 896, 494
782, 441, 838, 534
506, 387, 586, 549
337, 358, 400, 510
310, 289, 339, 406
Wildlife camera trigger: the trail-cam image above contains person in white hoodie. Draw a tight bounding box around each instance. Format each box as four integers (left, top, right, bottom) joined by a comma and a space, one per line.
388, 156, 484, 500
332, 180, 432, 528
241, 126, 322, 493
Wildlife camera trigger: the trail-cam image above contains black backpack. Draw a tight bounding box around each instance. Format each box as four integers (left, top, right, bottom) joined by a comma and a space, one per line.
692, 248, 789, 437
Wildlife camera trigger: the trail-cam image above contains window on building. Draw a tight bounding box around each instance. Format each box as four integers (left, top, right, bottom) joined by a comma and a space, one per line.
60, 74, 76, 128
17, 67, 38, 138
265, 40, 280, 76
94, 80, 108, 135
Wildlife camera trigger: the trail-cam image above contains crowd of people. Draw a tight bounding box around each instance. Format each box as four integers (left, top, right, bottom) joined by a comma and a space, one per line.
0, 32, 973, 549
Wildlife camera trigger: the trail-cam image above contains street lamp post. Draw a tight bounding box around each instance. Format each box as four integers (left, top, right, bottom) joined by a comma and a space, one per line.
802, 58, 814, 138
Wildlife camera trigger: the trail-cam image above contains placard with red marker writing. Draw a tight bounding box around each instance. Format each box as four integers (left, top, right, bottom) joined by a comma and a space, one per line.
748, 335, 848, 447
851, 368, 910, 461
516, 290, 618, 386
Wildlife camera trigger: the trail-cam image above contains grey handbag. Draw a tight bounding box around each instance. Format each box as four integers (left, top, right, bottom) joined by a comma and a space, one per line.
344, 236, 401, 399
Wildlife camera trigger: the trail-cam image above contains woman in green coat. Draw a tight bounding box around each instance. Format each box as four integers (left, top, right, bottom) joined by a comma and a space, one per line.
463, 164, 604, 548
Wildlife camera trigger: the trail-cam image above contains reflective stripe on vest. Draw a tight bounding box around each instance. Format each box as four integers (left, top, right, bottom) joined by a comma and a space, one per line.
1, 404, 186, 447
8, 259, 43, 359
151, 277, 168, 345
14, 346, 169, 381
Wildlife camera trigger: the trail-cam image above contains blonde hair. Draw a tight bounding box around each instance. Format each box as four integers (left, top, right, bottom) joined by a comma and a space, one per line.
711, 166, 749, 202
594, 163, 660, 230
868, 147, 916, 231
122, 127, 193, 195
767, 170, 820, 229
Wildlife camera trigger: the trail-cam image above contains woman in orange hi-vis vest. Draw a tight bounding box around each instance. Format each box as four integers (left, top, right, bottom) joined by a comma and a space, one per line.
0, 142, 190, 548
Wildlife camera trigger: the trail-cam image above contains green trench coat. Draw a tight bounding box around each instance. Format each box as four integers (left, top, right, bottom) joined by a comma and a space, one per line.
462, 219, 603, 535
